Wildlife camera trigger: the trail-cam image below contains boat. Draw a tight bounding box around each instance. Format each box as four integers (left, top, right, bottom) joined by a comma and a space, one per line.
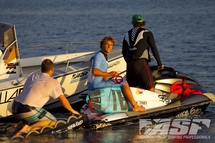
79, 65, 215, 130
0, 21, 214, 139
0, 22, 126, 118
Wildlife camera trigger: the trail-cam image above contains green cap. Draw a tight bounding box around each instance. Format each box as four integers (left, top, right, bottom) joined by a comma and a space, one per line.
132, 14, 144, 22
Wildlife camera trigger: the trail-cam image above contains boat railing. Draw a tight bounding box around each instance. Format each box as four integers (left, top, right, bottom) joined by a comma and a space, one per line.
20, 41, 122, 56
0, 22, 123, 83
19, 42, 123, 72
20, 41, 99, 54
20, 42, 100, 73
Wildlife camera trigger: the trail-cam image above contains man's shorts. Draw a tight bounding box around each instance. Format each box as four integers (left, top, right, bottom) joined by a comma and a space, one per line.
12, 100, 56, 124
88, 76, 127, 91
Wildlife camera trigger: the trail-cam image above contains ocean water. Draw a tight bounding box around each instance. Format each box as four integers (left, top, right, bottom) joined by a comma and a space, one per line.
1, 0, 215, 142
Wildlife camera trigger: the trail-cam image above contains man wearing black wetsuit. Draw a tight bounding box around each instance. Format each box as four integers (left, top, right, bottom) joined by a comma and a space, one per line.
122, 14, 164, 92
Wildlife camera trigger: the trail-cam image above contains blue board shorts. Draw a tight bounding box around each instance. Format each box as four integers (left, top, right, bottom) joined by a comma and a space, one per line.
12, 100, 56, 124
88, 76, 127, 91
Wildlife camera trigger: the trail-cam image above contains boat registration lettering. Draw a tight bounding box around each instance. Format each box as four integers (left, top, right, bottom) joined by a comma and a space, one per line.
108, 60, 120, 69
72, 71, 88, 79
70, 70, 88, 84
0, 87, 23, 103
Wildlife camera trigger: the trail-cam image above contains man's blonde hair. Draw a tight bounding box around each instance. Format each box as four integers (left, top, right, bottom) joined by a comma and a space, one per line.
100, 36, 116, 48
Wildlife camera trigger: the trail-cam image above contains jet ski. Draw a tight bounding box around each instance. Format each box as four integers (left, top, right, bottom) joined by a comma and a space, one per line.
1, 66, 214, 140
80, 66, 215, 130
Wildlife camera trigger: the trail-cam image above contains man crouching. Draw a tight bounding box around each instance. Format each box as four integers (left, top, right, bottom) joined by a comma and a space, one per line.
7, 59, 79, 136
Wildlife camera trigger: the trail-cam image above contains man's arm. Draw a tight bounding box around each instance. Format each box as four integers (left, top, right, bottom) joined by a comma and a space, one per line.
58, 94, 80, 115
122, 37, 127, 61
92, 68, 118, 80
147, 31, 162, 66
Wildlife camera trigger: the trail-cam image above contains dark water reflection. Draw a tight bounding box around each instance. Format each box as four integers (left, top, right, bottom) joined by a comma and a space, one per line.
10, 120, 214, 143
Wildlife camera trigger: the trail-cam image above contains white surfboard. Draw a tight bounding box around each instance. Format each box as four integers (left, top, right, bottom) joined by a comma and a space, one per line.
130, 87, 167, 109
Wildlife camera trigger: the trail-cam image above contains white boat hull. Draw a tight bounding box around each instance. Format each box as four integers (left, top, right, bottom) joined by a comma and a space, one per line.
0, 22, 126, 118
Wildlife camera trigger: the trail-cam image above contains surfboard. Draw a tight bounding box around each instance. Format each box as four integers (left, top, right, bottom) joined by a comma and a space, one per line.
86, 86, 167, 113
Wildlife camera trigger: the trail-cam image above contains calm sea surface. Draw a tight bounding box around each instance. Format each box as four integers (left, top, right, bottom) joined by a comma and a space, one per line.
1, 0, 215, 142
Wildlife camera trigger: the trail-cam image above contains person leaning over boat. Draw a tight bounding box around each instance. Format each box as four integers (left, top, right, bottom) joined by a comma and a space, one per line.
122, 14, 164, 92
7, 59, 79, 136
87, 36, 145, 112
